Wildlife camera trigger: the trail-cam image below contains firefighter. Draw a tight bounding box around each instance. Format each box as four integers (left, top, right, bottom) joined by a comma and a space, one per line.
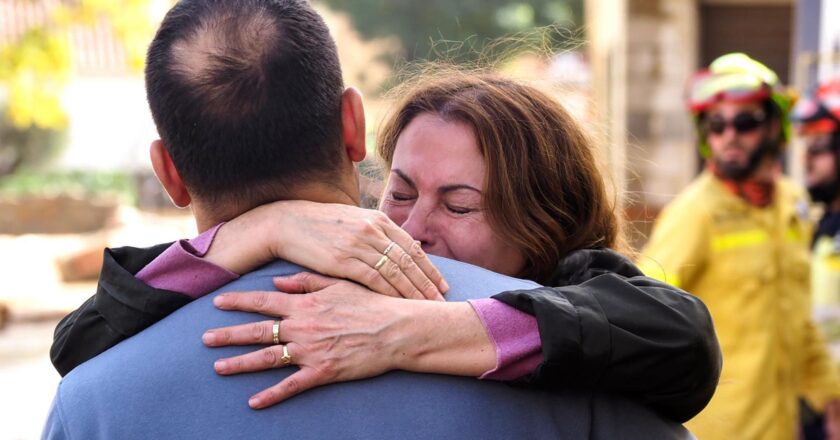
639, 53, 840, 439
793, 76, 840, 440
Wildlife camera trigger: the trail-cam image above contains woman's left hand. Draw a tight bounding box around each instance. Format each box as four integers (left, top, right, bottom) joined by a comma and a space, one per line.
203, 273, 414, 409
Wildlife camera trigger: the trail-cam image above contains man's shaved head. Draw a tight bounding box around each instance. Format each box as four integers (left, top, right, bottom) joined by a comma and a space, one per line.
146, 0, 345, 206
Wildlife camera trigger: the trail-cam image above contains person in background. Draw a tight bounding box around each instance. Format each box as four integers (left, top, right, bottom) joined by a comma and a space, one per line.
638, 53, 840, 440
792, 76, 840, 440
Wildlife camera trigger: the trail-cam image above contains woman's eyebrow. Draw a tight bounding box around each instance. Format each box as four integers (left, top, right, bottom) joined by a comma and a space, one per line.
439, 184, 482, 195
392, 169, 416, 188
393, 169, 481, 194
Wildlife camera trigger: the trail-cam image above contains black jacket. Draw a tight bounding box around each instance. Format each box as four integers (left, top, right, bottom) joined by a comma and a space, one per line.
51, 245, 721, 423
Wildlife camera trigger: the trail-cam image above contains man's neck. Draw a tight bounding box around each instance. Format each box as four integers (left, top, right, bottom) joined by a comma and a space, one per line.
192, 181, 361, 233
709, 157, 779, 207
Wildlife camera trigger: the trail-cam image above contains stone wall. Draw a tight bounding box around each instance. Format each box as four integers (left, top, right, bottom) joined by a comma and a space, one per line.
624, 0, 700, 245
0, 196, 117, 235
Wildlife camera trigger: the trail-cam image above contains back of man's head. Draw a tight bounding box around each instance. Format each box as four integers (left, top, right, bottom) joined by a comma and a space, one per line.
146, 0, 345, 207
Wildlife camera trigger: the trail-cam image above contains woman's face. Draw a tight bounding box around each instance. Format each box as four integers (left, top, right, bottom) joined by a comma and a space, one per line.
380, 113, 526, 276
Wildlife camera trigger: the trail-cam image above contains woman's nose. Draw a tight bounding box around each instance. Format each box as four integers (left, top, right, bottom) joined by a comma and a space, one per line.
400, 203, 433, 245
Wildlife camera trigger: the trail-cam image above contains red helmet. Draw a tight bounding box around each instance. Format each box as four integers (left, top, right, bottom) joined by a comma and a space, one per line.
792, 77, 840, 135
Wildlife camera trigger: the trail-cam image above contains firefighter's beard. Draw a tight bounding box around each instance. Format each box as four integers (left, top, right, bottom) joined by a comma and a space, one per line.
808, 136, 840, 205
808, 177, 840, 205
713, 136, 780, 181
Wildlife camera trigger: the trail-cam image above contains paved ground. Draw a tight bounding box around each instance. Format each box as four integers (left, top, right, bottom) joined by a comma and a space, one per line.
0, 208, 195, 439
0, 319, 62, 440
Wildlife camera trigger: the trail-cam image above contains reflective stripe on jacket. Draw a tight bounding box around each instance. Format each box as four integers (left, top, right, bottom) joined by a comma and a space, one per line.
639, 171, 840, 440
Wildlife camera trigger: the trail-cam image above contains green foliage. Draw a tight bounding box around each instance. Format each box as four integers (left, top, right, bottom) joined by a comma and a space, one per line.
0, 170, 136, 203
318, 0, 582, 62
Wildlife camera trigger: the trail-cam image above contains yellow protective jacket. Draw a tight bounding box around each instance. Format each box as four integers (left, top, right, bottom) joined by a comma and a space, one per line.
812, 230, 840, 362
639, 171, 840, 440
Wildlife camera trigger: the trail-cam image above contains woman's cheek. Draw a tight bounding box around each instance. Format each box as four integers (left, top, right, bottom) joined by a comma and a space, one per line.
445, 220, 496, 266
381, 203, 409, 226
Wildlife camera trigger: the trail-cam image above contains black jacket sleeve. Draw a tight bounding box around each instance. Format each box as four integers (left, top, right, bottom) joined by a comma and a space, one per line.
492, 249, 722, 423
50, 243, 193, 376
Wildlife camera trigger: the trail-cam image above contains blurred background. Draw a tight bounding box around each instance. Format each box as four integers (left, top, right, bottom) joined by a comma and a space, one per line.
0, 0, 838, 438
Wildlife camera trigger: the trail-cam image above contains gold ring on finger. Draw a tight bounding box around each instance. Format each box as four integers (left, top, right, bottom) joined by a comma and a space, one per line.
382, 241, 397, 256
374, 254, 389, 271
272, 320, 281, 345
280, 345, 293, 366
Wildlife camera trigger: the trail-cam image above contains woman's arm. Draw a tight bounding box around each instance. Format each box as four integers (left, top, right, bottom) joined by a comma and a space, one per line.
50, 243, 191, 376
203, 201, 447, 300
202, 274, 498, 408
492, 249, 722, 423
205, 249, 721, 423
50, 223, 245, 376
51, 201, 447, 376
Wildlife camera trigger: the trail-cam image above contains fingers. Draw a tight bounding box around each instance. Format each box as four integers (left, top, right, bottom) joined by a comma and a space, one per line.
213, 291, 292, 315
383, 242, 444, 301
346, 259, 401, 297
273, 272, 342, 293
365, 212, 447, 298
370, 254, 426, 300
406, 240, 449, 294
214, 342, 300, 376
203, 320, 280, 347
350, 239, 441, 300
383, 232, 448, 298
248, 367, 324, 409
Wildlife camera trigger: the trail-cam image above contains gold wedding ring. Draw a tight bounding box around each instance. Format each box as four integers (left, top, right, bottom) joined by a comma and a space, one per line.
280, 344, 293, 366
374, 254, 389, 271
382, 241, 397, 256
272, 320, 281, 345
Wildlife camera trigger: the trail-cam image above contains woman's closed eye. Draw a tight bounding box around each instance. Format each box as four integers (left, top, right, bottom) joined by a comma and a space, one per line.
445, 204, 474, 215
388, 192, 416, 202
442, 191, 481, 216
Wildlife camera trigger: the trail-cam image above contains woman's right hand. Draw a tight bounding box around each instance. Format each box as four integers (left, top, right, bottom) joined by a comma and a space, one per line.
206, 201, 448, 300
204, 273, 494, 409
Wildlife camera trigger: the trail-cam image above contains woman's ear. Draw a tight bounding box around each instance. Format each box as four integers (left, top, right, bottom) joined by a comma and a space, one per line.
341, 87, 367, 163
149, 140, 191, 208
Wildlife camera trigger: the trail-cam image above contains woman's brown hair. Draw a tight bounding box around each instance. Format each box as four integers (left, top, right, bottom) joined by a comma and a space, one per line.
377, 72, 624, 283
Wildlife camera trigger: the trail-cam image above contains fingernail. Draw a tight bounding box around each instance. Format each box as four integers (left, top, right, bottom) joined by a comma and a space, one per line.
213, 296, 226, 308
202, 332, 216, 345
249, 396, 261, 408
439, 279, 449, 293
214, 360, 228, 372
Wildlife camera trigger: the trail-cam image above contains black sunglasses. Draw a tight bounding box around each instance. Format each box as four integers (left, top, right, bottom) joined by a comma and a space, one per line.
706, 110, 767, 135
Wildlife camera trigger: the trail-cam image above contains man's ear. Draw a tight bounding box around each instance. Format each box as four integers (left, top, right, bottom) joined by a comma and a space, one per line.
341, 87, 366, 163
149, 140, 191, 208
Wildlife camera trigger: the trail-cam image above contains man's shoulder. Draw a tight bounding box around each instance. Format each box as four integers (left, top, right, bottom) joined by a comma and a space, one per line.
654, 174, 716, 227
674, 172, 722, 204
427, 256, 541, 301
